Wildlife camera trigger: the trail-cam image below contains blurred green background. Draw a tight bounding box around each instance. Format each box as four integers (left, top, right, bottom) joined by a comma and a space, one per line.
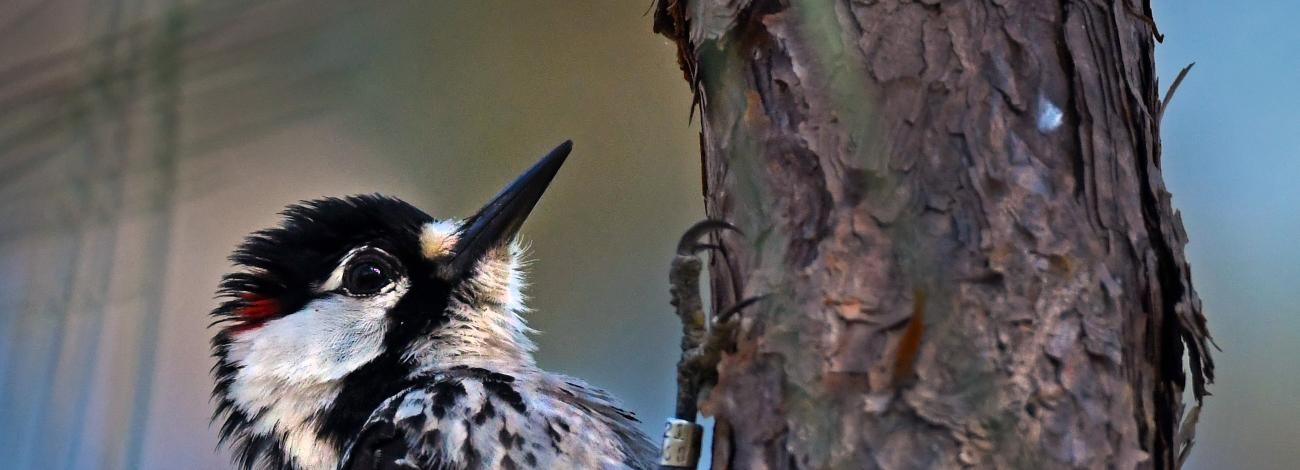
0, 1, 1293, 469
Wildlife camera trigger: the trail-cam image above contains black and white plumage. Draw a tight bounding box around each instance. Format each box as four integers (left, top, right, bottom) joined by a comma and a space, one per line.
209, 142, 657, 470
341, 366, 652, 470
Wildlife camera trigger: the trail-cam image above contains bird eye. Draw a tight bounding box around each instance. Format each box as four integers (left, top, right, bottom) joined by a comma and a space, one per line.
343, 259, 393, 296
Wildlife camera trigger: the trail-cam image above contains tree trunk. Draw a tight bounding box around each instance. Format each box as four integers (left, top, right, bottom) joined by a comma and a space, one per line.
654, 1, 1213, 469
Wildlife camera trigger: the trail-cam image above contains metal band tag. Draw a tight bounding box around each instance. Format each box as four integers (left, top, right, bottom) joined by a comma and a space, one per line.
658, 419, 703, 468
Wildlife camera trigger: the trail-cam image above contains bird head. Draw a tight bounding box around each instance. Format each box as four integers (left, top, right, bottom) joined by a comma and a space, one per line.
208, 141, 571, 469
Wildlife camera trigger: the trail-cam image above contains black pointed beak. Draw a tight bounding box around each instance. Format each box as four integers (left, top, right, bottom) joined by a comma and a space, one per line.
443, 140, 572, 280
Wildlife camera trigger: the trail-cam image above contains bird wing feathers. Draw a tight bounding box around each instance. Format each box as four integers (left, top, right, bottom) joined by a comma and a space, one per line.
339, 367, 656, 470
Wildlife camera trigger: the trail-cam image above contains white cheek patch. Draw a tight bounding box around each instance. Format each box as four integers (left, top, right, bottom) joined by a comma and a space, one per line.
222, 246, 411, 470
420, 220, 461, 260
231, 278, 409, 384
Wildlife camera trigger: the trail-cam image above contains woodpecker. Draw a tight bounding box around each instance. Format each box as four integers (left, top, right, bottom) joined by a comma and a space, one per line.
209, 141, 657, 470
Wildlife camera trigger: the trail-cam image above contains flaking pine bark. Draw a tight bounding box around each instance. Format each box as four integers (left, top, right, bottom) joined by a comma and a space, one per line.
655, 1, 1213, 469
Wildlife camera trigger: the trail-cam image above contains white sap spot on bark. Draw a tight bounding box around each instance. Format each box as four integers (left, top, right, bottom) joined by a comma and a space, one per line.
1037, 95, 1064, 132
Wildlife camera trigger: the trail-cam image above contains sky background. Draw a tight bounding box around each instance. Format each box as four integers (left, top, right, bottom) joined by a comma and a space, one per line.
1154, 1, 1300, 468
0, 1, 1294, 469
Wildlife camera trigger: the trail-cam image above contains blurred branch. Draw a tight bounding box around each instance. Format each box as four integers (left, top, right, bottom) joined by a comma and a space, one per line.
0, 0, 54, 38
0, 0, 378, 162
0, 0, 388, 243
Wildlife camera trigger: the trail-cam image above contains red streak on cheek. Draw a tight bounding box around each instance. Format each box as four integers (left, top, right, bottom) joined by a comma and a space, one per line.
232, 293, 280, 333
237, 293, 280, 320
